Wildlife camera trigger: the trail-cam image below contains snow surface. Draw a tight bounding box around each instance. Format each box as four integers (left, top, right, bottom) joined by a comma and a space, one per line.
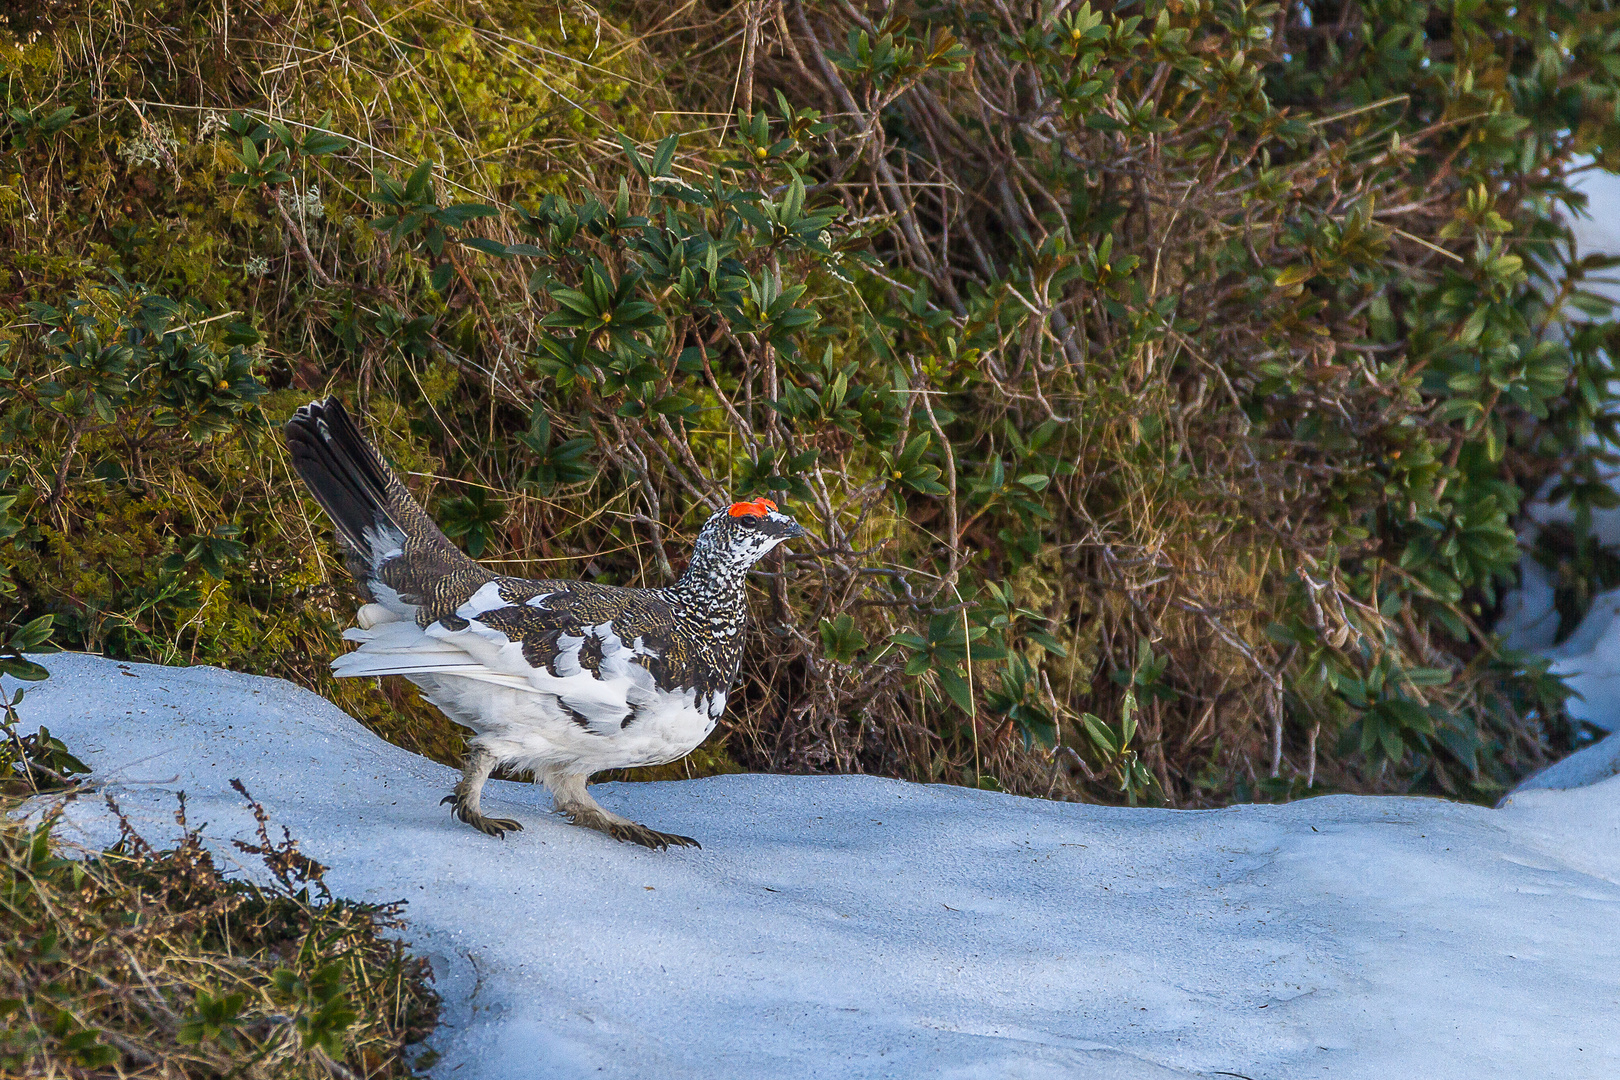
1493, 165, 1620, 731
1500, 462, 1620, 732
1567, 166, 1620, 311
12, 653, 1620, 1079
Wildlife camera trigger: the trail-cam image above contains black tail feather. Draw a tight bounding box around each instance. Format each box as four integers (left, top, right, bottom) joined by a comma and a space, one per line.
286, 396, 490, 615
285, 397, 402, 559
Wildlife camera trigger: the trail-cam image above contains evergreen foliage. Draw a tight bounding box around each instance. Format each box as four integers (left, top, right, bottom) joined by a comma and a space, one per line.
4, 0, 1619, 819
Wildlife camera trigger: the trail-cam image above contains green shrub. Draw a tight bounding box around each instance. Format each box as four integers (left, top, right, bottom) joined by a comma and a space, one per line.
2, 782, 439, 1076
3, 0, 1618, 812
623, 0, 1620, 801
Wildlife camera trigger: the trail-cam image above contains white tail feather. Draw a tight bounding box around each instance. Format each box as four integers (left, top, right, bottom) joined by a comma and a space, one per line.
341, 621, 453, 648
333, 618, 542, 694
356, 603, 401, 630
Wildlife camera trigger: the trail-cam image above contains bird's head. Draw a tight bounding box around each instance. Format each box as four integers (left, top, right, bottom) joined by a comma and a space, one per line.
693, 497, 805, 570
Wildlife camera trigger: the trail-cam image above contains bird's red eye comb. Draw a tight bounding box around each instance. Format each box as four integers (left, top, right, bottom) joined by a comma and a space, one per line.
728, 497, 778, 517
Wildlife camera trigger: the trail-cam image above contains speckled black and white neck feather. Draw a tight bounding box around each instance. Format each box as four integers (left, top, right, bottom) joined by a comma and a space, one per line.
284, 397, 804, 850
667, 506, 796, 640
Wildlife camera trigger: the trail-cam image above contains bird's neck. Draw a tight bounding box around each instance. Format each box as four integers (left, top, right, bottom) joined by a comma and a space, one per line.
666, 544, 752, 624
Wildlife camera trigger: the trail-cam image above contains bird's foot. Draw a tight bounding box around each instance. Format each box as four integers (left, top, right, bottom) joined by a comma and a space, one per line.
440, 793, 524, 838
563, 805, 700, 851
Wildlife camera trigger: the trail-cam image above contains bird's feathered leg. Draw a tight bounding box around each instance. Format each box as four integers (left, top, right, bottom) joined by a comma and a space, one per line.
544, 770, 700, 851
441, 746, 523, 838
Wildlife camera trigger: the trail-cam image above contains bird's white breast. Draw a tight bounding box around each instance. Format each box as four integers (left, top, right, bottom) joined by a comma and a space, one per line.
334, 612, 723, 775
414, 673, 719, 774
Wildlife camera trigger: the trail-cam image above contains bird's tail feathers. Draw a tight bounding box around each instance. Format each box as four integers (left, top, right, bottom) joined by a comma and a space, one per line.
335, 620, 537, 693
285, 397, 406, 571
285, 396, 484, 611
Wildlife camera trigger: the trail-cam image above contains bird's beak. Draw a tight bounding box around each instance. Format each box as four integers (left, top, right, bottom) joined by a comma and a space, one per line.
766, 509, 804, 539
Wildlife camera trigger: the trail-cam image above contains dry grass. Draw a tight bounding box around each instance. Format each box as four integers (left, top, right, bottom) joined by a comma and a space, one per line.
2, 780, 438, 1077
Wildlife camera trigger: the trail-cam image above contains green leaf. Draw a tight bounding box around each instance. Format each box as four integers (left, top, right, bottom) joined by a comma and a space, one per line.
1015, 473, 1049, 492
14, 615, 56, 650
1082, 712, 1118, 755
650, 134, 678, 177
302, 132, 349, 156
618, 133, 650, 176
460, 237, 511, 257
1273, 264, 1313, 288
936, 665, 975, 713
405, 159, 434, 199
819, 614, 869, 663
40, 105, 76, 133
434, 202, 500, 227
0, 656, 49, 680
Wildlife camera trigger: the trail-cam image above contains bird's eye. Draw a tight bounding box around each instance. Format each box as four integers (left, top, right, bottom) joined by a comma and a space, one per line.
738, 515, 759, 529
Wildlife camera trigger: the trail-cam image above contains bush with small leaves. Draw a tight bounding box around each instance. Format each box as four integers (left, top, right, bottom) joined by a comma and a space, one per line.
2, 0, 1617, 817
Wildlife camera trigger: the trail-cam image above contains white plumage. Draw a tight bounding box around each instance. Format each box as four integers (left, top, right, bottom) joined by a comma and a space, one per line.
336, 609, 721, 772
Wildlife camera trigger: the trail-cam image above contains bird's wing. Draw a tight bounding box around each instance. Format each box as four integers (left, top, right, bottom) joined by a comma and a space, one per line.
334, 578, 668, 734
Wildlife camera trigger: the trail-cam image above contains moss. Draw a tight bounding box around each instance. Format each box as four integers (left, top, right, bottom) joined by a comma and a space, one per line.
0, 0, 678, 770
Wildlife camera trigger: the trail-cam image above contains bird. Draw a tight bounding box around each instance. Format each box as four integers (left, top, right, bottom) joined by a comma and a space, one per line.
283, 396, 804, 849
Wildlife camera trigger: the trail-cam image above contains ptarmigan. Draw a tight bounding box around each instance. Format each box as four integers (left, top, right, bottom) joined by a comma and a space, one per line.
284, 397, 803, 849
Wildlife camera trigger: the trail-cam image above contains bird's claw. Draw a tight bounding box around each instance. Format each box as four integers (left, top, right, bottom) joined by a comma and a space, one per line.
441, 792, 524, 838
608, 821, 701, 851
564, 807, 700, 850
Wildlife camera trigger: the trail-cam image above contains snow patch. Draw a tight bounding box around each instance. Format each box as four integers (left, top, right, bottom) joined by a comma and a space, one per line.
12, 654, 1620, 1079
1517, 729, 1620, 792
1493, 165, 1620, 731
